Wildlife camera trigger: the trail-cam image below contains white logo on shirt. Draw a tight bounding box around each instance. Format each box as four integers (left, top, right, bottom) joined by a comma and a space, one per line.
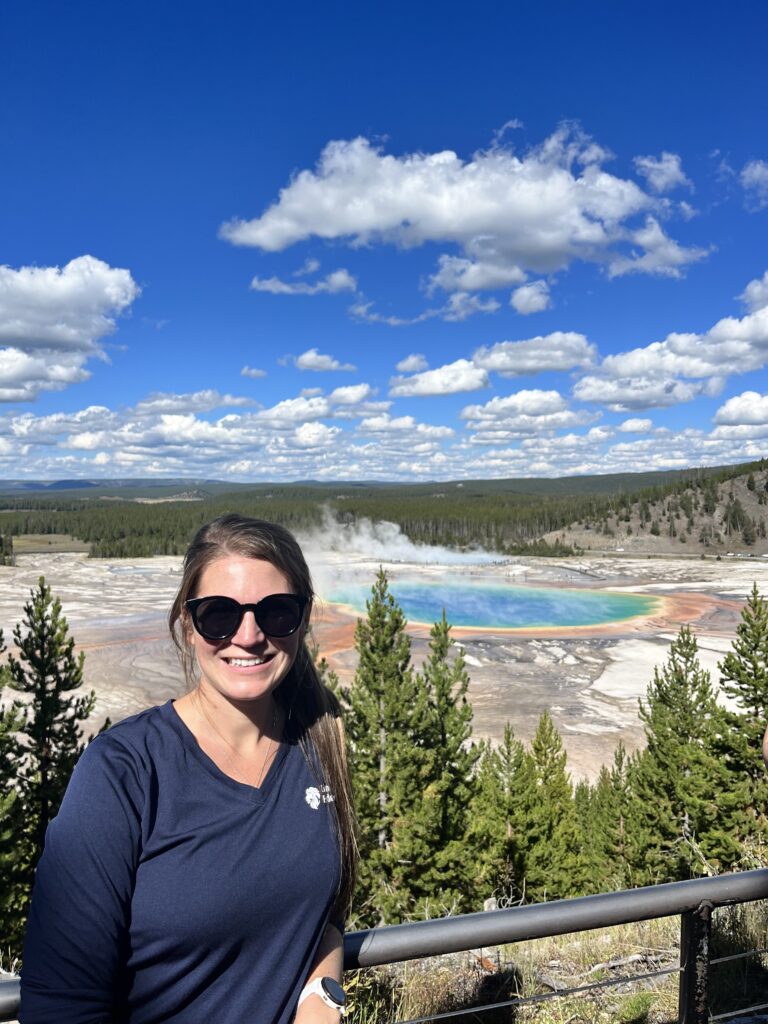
305, 785, 334, 809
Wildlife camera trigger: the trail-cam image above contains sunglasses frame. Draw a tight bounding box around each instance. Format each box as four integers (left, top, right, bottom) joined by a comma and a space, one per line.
185, 593, 309, 641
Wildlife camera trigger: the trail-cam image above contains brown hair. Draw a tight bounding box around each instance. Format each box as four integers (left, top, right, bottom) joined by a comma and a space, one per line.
169, 513, 357, 917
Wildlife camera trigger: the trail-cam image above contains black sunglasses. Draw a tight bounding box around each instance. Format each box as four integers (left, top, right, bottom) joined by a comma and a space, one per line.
185, 593, 309, 641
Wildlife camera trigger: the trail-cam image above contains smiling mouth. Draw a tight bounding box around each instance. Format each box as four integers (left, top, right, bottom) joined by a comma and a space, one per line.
225, 656, 271, 667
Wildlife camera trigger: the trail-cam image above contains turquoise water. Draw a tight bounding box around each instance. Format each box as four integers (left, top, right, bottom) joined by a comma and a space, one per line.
327, 579, 656, 629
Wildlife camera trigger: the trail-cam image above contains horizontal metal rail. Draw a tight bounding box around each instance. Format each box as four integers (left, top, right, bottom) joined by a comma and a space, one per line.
1, 870, 767, 1022
343, 867, 768, 968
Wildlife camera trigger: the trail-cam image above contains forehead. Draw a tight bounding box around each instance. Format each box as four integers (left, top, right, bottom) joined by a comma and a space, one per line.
195, 555, 292, 598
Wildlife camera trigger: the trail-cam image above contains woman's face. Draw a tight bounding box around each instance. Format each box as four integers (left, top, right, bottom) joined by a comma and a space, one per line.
187, 554, 306, 706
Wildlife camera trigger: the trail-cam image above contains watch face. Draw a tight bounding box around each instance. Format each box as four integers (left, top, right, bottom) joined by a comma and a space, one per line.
321, 977, 346, 1007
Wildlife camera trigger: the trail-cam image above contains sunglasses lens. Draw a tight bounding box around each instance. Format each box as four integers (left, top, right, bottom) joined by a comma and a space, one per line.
193, 598, 241, 640
257, 595, 304, 637
189, 595, 305, 640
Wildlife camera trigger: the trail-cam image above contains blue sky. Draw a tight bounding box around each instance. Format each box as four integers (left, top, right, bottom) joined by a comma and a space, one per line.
1, 0, 767, 481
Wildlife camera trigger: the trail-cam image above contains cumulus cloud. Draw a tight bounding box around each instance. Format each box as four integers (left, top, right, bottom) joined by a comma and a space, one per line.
618, 417, 654, 432
358, 413, 453, 438
133, 390, 254, 415
389, 358, 489, 397
460, 389, 598, 438
574, 375, 710, 411
220, 126, 702, 308
294, 348, 356, 372
396, 353, 428, 373
740, 160, 768, 211
291, 422, 342, 448
714, 390, 768, 425
250, 268, 357, 295
0, 255, 140, 402
427, 255, 526, 293
739, 270, 768, 312
255, 395, 332, 424
510, 281, 551, 314
473, 332, 595, 377
573, 278, 768, 410
0, 255, 139, 351
241, 365, 267, 378
608, 217, 709, 278
329, 383, 374, 405
633, 152, 692, 193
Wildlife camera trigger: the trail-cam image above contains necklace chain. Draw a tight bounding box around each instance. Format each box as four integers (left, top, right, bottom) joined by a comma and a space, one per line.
194, 692, 279, 789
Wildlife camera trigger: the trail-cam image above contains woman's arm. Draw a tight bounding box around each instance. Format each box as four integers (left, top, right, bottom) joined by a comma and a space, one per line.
19, 737, 142, 1024
294, 922, 345, 1023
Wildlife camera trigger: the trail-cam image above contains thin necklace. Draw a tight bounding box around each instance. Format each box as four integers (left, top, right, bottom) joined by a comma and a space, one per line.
194, 691, 279, 789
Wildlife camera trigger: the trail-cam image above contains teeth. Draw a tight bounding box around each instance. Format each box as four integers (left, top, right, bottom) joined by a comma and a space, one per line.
228, 657, 266, 667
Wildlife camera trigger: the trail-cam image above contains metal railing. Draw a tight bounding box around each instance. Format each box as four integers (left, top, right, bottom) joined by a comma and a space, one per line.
2, 869, 768, 1023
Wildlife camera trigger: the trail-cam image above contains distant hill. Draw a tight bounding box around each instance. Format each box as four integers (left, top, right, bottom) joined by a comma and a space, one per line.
543, 462, 768, 557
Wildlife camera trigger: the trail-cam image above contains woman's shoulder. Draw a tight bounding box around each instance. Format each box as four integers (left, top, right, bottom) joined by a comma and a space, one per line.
78, 701, 180, 781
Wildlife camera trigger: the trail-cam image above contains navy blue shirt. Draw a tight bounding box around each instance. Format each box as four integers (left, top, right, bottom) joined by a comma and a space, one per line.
20, 701, 341, 1024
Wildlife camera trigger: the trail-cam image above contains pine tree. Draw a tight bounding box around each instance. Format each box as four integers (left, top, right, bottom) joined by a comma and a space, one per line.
627, 626, 737, 883
717, 583, 768, 847
0, 630, 25, 951
466, 725, 531, 903
523, 711, 586, 900
7, 577, 96, 910
396, 613, 479, 915
342, 569, 430, 924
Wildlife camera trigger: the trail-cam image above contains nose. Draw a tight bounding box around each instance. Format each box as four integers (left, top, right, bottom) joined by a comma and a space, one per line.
231, 609, 265, 646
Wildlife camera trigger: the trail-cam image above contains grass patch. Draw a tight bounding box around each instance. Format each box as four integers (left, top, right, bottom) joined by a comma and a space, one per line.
344, 907, 768, 1023
10, 534, 90, 554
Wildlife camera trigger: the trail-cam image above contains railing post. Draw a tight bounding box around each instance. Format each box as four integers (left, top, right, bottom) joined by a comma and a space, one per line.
678, 900, 713, 1024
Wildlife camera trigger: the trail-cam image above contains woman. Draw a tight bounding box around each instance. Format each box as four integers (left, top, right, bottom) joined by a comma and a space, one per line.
20, 514, 357, 1024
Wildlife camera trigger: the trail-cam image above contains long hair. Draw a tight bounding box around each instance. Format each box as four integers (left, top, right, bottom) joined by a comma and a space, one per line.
169, 513, 357, 917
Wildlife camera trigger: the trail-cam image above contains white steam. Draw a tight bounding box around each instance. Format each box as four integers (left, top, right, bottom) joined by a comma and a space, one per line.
299, 509, 504, 598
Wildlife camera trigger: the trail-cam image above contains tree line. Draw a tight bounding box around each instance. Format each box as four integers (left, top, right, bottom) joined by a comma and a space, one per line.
2, 457, 767, 559
1, 571, 768, 951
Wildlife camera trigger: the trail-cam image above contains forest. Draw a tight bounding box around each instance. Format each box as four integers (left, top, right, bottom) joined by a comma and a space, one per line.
0, 457, 765, 559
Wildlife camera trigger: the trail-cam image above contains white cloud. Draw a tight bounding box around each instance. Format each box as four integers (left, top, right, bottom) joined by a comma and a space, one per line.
358, 413, 453, 438
473, 331, 595, 377
255, 395, 331, 424
739, 270, 768, 312
291, 422, 341, 448
608, 217, 709, 278
460, 388, 598, 438
510, 281, 551, 314
574, 375, 708, 411
714, 391, 768, 425
396, 353, 428, 372
329, 383, 374, 405
241, 365, 267, 378
250, 268, 357, 295
740, 160, 768, 211
0, 255, 139, 351
294, 348, 356, 372
389, 358, 489, 397
220, 126, 701, 301
618, 417, 654, 432
133, 390, 253, 414
350, 291, 499, 325
428, 255, 526, 293
0, 255, 140, 402
633, 152, 691, 193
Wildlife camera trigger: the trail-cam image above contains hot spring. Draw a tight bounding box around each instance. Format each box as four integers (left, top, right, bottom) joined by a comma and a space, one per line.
326, 577, 657, 630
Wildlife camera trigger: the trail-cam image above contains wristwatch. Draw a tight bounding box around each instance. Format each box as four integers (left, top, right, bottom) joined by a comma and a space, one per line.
297, 975, 347, 1014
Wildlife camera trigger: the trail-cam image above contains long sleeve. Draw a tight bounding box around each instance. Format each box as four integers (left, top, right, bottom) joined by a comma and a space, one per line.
20, 735, 145, 1024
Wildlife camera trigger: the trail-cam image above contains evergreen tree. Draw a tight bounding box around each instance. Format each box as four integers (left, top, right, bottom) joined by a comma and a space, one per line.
343, 569, 430, 924
627, 626, 738, 883
717, 583, 768, 846
0, 631, 25, 951
576, 745, 632, 893
523, 712, 586, 900
7, 577, 96, 912
397, 614, 479, 914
